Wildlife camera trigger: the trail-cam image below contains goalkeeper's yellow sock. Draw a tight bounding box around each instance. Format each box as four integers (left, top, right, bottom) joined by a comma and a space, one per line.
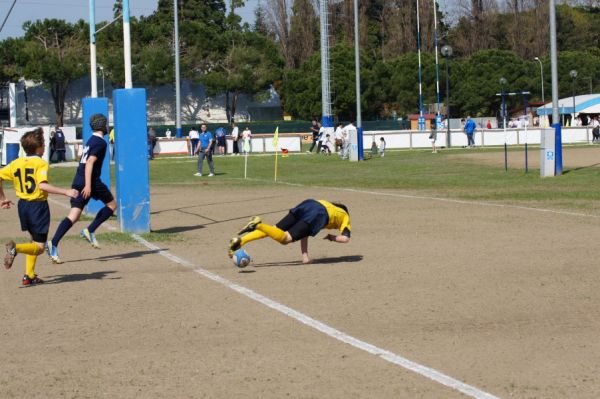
25, 254, 37, 279
16, 242, 42, 256
240, 230, 267, 246
256, 223, 287, 243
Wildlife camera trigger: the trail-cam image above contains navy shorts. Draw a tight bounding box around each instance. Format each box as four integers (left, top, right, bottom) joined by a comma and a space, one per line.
277, 199, 329, 239
18, 200, 50, 242
70, 180, 114, 209
217, 137, 226, 146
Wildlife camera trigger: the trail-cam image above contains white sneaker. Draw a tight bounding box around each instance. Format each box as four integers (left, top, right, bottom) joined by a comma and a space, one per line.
208, 173, 215, 177
194, 173, 202, 177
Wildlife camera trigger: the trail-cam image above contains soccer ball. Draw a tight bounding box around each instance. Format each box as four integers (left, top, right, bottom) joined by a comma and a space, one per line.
232, 249, 251, 268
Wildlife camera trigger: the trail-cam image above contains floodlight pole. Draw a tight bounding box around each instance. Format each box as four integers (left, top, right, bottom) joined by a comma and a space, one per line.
416, 0, 424, 130
88, 0, 98, 98
353, 0, 363, 159
534, 57, 545, 105
123, 0, 133, 89
433, 0, 441, 121
174, 0, 182, 137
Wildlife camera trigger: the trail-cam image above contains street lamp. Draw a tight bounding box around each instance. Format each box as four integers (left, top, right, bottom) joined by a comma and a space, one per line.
534, 57, 545, 105
570, 69, 577, 124
499, 77, 507, 129
441, 44, 452, 148
97, 64, 105, 97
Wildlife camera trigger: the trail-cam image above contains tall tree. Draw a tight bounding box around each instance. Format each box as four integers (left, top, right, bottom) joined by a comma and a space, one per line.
21, 19, 88, 126
288, 0, 318, 67
200, 31, 283, 121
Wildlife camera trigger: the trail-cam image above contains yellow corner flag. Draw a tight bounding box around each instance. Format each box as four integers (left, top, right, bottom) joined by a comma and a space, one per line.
272, 126, 279, 149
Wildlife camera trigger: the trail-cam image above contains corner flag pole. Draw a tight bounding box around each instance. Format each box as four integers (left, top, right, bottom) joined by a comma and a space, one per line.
273, 126, 279, 182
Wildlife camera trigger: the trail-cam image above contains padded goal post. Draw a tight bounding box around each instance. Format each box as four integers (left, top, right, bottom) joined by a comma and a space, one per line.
113, 88, 150, 233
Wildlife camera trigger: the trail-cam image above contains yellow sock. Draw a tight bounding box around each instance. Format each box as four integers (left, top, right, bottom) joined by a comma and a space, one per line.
25, 254, 37, 279
240, 230, 267, 246
256, 223, 287, 243
16, 242, 42, 256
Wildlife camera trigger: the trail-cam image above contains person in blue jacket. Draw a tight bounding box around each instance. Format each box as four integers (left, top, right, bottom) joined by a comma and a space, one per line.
464, 117, 476, 148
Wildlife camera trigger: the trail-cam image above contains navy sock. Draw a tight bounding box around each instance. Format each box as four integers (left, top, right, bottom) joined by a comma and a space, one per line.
88, 206, 114, 233
52, 218, 73, 247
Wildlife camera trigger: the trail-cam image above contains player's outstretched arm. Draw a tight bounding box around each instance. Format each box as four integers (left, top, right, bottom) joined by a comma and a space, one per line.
0, 179, 14, 209
39, 182, 78, 198
323, 234, 350, 244
82, 155, 97, 199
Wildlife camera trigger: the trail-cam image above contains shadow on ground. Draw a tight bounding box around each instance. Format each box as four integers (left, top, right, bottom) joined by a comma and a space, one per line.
45, 270, 120, 285
252, 255, 363, 268
63, 249, 162, 263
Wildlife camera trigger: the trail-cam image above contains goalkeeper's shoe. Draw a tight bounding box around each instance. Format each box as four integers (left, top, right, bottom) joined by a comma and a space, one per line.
80, 228, 100, 249
238, 216, 261, 235
45, 241, 62, 264
22, 274, 44, 286
228, 236, 242, 258
4, 240, 16, 270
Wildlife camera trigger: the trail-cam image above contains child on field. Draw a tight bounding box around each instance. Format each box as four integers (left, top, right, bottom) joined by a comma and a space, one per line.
46, 114, 117, 263
0, 128, 78, 285
378, 137, 386, 157
321, 134, 333, 155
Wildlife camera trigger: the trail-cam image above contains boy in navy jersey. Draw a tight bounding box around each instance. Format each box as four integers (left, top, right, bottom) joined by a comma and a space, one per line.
46, 114, 117, 263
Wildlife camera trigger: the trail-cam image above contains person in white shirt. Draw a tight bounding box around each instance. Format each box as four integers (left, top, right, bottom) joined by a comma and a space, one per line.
165, 129, 172, 139
334, 123, 344, 153
242, 126, 252, 154
591, 116, 600, 142
340, 122, 355, 160
317, 124, 326, 152
189, 127, 199, 156
231, 122, 240, 155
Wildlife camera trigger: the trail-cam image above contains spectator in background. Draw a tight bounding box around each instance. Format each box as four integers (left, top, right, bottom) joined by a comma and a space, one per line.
429, 127, 438, 153
194, 124, 215, 177
340, 122, 355, 160
334, 123, 344, 153
189, 126, 199, 156
165, 128, 172, 139
316, 122, 325, 152
321, 134, 333, 155
109, 127, 115, 160
231, 122, 240, 155
486, 120, 492, 129
242, 126, 252, 154
147, 128, 157, 160
49, 130, 56, 163
307, 119, 320, 153
464, 116, 476, 148
378, 137, 386, 157
54, 126, 66, 163
215, 126, 227, 156
591, 116, 600, 142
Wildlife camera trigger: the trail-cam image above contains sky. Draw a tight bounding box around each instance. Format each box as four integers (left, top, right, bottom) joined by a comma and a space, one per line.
0, 0, 260, 40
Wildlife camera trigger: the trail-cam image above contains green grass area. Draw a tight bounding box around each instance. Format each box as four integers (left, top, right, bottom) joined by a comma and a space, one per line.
42, 145, 600, 213
63, 231, 185, 245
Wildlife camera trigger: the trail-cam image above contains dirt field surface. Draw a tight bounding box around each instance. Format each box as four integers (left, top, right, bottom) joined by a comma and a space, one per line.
453, 145, 600, 170
2, 181, 600, 398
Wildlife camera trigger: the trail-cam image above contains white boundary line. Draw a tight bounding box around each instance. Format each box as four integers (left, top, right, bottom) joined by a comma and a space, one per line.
240, 178, 599, 219
48, 198, 499, 399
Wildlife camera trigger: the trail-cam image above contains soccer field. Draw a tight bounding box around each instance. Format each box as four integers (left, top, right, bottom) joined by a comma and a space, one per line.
2, 146, 600, 398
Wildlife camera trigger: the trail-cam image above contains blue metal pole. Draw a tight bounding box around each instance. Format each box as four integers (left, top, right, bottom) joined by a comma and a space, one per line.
88, 0, 98, 97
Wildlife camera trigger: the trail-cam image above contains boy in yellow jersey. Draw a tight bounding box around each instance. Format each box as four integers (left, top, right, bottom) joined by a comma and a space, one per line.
229, 199, 351, 264
0, 128, 78, 286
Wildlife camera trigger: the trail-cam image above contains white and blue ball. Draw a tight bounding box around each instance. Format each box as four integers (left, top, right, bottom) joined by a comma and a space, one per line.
232, 249, 251, 268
